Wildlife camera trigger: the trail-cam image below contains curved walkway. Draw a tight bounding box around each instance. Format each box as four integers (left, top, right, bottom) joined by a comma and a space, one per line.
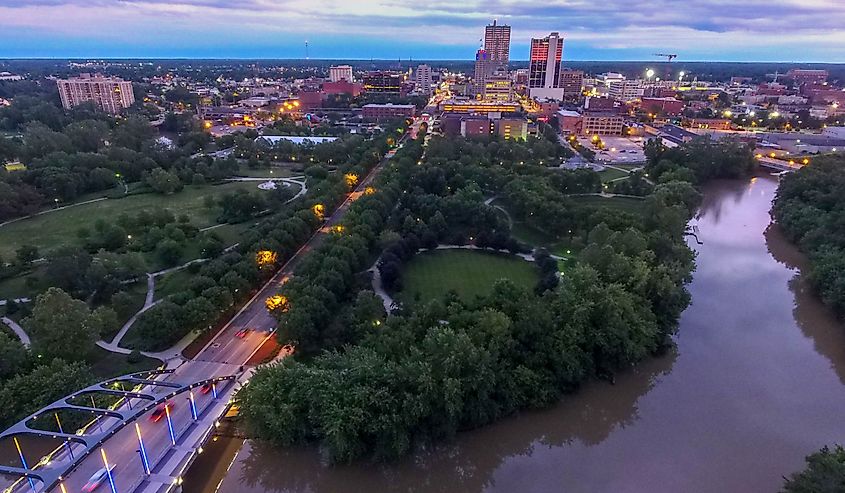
1, 316, 30, 347
97, 258, 211, 358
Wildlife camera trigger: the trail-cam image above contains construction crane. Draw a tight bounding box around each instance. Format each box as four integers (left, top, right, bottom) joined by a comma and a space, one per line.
653, 53, 678, 62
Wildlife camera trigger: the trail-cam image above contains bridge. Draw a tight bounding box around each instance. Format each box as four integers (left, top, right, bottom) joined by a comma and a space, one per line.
0, 121, 417, 493
757, 156, 803, 173
1, 362, 243, 493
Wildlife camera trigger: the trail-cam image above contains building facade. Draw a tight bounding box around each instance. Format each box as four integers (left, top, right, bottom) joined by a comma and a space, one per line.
415, 64, 433, 95
608, 79, 644, 102
484, 20, 511, 70
582, 112, 624, 135
474, 49, 492, 96
362, 103, 416, 121
56, 74, 135, 113
529, 32, 565, 100
362, 71, 403, 94
483, 69, 513, 102
329, 65, 354, 83
559, 69, 584, 99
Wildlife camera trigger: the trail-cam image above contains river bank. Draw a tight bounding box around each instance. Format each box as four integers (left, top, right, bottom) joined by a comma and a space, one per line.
184, 175, 845, 493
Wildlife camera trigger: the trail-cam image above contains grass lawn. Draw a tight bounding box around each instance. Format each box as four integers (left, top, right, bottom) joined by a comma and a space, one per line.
570, 195, 646, 214
597, 167, 630, 183
155, 268, 195, 299
85, 347, 161, 380
0, 181, 266, 259
235, 165, 294, 178
399, 249, 538, 304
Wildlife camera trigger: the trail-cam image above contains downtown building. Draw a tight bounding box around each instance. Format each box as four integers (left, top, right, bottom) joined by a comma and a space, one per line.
475, 20, 511, 96
415, 64, 433, 95
528, 32, 565, 100
329, 65, 354, 83
56, 74, 135, 114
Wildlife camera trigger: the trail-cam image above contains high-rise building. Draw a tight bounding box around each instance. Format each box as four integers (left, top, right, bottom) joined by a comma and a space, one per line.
528, 32, 565, 100
474, 49, 491, 96
415, 64, 433, 95
56, 74, 135, 114
329, 65, 354, 83
484, 20, 511, 70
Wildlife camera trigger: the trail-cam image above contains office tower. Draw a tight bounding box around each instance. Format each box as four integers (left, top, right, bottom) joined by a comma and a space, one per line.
484, 20, 511, 70
415, 64, 433, 95
56, 74, 135, 114
329, 65, 354, 83
528, 32, 565, 100
474, 48, 491, 96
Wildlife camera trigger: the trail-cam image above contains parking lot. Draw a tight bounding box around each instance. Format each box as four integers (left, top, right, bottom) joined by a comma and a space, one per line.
580, 135, 647, 164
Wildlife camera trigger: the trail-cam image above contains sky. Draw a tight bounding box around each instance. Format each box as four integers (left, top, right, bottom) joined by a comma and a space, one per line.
1, 0, 844, 62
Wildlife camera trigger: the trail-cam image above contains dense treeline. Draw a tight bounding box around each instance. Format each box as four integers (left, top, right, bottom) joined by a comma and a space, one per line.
773, 156, 845, 315
239, 132, 710, 463
129, 130, 402, 351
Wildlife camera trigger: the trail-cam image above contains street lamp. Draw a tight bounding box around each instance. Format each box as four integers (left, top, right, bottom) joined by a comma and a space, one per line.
645, 69, 655, 80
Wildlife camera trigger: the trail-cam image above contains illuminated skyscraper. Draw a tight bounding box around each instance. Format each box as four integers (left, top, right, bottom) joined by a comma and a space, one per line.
529, 32, 565, 100
474, 48, 491, 96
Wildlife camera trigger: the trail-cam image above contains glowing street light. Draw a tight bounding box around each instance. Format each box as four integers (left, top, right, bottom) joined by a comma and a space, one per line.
645, 69, 655, 79
256, 250, 277, 266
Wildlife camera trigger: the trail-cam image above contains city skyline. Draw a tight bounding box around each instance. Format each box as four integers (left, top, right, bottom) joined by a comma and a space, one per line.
1, 0, 845, 62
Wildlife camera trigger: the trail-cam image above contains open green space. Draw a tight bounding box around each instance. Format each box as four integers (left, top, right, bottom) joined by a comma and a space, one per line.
0, 181, 266, 259
85, 347, 161, 379
597, 167, 630, 183
155, 268, 195, 299
235, 165, 295, 178
570, 194, 646, 214
398, 249, 537, 303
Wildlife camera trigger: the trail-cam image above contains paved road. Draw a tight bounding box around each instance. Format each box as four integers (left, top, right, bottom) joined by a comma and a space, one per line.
42, 125, 414, 493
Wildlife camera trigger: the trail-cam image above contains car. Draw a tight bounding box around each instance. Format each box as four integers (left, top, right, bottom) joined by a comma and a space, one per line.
149, 402, 174, 423
235, 328, 252, 338
199, 383, 213, 395
82, 465, 115, 492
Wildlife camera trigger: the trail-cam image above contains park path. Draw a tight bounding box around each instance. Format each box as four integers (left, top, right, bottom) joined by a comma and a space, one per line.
98, 258, 210, 353
1, 316, 30, 347
0, 197, 109, 229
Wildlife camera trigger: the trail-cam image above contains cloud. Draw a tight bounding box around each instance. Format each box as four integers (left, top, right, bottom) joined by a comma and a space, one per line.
0, 0, 844, 60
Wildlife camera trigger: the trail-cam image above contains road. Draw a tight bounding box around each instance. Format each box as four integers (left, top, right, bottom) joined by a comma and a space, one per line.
39, 123, 415, 493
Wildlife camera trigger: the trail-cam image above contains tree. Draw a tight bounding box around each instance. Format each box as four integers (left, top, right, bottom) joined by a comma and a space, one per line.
0, 331, 29, 380
156, 239, 183, 267
145, 167, 183, 194
782, 445, 845, 493
24, 288, 101, 361
0, 359, 94, 429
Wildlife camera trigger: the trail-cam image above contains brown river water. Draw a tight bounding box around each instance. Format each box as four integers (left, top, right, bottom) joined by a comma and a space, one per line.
183, 175, 845, 493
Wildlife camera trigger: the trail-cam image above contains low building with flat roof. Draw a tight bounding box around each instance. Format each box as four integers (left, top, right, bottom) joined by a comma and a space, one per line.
362, 103, 416, 121
582, 111, 624, 136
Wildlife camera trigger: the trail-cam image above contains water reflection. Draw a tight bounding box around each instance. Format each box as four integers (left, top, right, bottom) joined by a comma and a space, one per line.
198, 175, 845, 493
230, 350, 676, 493
765, 225, 845, 386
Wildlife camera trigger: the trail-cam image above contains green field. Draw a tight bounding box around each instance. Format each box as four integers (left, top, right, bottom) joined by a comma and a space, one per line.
0, 181, 266, 259
570, 195, 646, 213
597, 167, 630, 183
399, 249, 538, 303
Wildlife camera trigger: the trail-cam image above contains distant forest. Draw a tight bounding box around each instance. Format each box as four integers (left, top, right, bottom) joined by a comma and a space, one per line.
1, 59, 844, 85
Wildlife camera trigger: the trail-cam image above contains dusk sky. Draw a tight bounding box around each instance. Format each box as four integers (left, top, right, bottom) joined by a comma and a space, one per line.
1, 0, 844, 61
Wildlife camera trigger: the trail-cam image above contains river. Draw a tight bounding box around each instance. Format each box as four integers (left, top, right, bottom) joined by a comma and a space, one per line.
184, 175, 845, 493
